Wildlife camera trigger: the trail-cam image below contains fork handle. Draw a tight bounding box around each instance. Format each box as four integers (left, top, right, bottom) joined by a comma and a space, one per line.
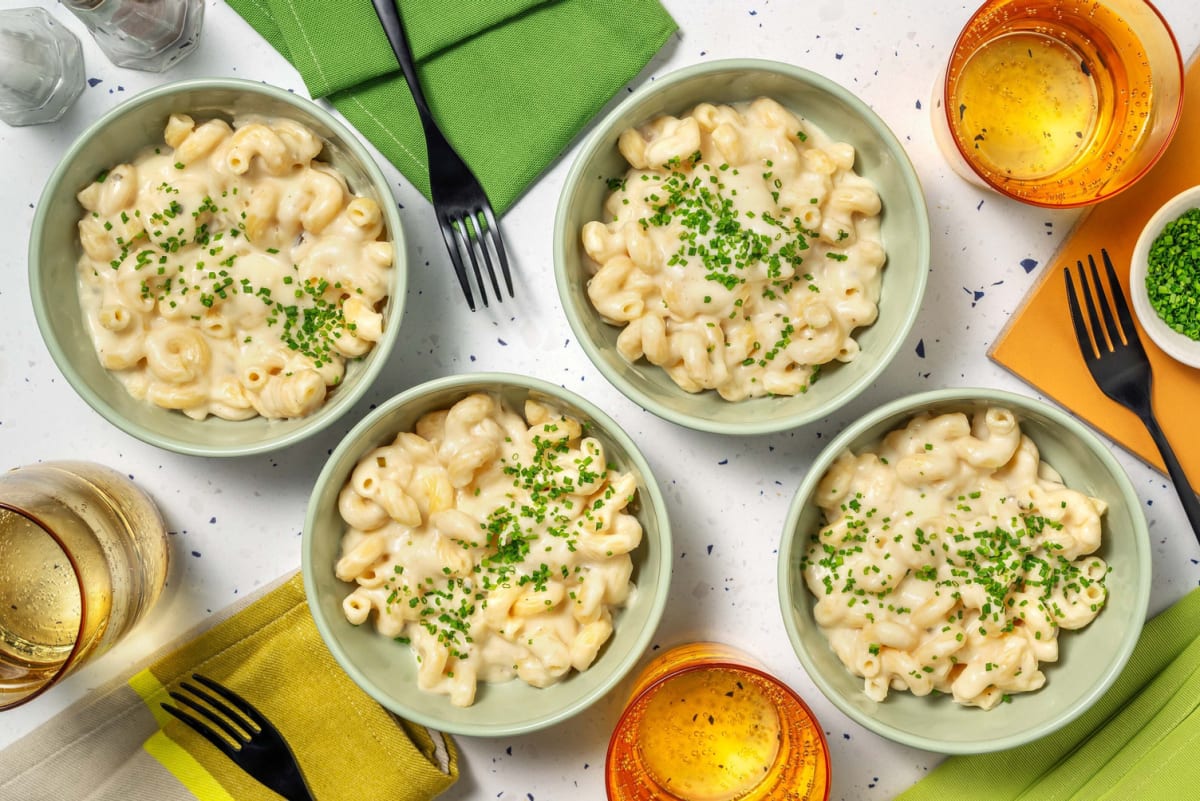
1141, 412, 1200, 545
370, 0, 436, 123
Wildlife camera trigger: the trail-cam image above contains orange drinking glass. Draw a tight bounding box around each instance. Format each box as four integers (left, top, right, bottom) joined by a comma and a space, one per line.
931, 0, 1183, 207
606, 642, 830, 801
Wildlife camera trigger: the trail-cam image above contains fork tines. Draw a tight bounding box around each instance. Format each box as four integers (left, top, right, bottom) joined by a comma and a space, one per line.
1064, 247, 1144, 360
160, 674, 313, 801
161, 674, 264, 754
439, 206, 512, 312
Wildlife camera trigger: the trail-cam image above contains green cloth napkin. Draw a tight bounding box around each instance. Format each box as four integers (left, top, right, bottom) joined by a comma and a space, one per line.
0, 573, 457, 801
225, 0, 678, 214
896, 587, 1200, 801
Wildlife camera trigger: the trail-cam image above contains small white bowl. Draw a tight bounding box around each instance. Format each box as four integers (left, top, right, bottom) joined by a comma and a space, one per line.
1130, 186, 1200, 368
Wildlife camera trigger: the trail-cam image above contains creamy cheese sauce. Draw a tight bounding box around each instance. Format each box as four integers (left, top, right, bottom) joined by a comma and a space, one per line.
75, 114, 392, 420
802, 408, 1109, 709
582, 97, 885, 400
335, 393, 642, 707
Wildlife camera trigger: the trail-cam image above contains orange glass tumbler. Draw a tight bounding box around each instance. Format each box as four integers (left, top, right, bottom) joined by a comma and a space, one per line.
931, 0, 1183, 207
606, 642, 830, 801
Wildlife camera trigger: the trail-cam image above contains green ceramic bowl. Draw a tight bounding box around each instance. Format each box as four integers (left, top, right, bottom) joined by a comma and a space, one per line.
553, 59, 930, 435
778, 388, 1151, 754
302, 373, 672, 737
29, 78, 406, 456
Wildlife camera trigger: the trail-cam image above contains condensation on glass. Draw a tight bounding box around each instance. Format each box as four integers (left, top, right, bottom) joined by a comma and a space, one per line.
0, 462, 169, 710
64, 0, 204, 72
0, 8, 84, 127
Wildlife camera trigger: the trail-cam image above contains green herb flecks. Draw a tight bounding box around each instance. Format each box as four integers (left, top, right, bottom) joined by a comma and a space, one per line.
1146, 206, 1200, 341
799, 493, 1108, 634
637, 161, 817, 299
392, 415, 615, 662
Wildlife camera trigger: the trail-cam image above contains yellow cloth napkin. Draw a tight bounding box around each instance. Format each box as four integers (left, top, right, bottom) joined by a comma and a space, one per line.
896, 587, 1200, 801
0, 573, 456, 801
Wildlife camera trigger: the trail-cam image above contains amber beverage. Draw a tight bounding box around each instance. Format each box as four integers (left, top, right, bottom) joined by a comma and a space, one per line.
606, 643, 830, 801
0, 461, 168, 709
932, 0, 1183, 207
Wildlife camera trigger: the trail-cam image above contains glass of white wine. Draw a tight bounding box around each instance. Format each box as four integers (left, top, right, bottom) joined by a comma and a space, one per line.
0, 461, 168, 710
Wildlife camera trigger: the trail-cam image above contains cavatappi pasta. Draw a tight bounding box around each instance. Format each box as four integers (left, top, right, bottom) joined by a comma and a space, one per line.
75, 114, 392, 421
335, 393, 641, 707
801, 408, 1109, 709
581, 97, 885, 401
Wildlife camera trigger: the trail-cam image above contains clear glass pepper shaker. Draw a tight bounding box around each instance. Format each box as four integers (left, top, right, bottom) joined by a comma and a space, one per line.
0, 8, 85, 127
62, 0, 204, 73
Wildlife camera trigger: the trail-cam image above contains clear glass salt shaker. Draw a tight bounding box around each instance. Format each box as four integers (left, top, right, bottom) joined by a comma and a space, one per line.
0, 8, 85, 127
62, 0, 204, 73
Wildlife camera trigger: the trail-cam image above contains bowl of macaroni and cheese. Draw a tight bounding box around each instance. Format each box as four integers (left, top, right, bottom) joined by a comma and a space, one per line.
29, 78, 406, 456
778, 388, 1150, 753
553, 59, 929, 434
302, 372, 672, 736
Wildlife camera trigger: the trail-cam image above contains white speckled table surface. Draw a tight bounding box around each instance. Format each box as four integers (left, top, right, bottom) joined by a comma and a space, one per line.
2, 2, 1199, 799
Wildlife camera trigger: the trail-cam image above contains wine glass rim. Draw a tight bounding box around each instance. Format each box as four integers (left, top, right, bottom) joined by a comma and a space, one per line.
0, 503, 88, 711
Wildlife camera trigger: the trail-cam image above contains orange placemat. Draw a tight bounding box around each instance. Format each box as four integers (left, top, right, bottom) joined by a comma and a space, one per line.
990, 53, 1200, 487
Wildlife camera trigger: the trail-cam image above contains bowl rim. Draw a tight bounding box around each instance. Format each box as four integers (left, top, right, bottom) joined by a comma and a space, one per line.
552, 57, 931, 436
1129, 185, 1200, 368
301, 371, 673, 737
776, 386, 1151, 754
28, 77, 407, 457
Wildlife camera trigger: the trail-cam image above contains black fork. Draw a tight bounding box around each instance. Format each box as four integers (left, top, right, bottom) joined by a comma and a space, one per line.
370, 0, 513, 311
1064, 248, 1200, 541
161, 674, 314, 801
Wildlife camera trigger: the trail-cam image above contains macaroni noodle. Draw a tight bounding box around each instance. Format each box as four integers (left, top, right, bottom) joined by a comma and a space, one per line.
335, 393, 642, 707
581, 97, 885, 400
801, 407, 1109, 709
75, 114, 393, 420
